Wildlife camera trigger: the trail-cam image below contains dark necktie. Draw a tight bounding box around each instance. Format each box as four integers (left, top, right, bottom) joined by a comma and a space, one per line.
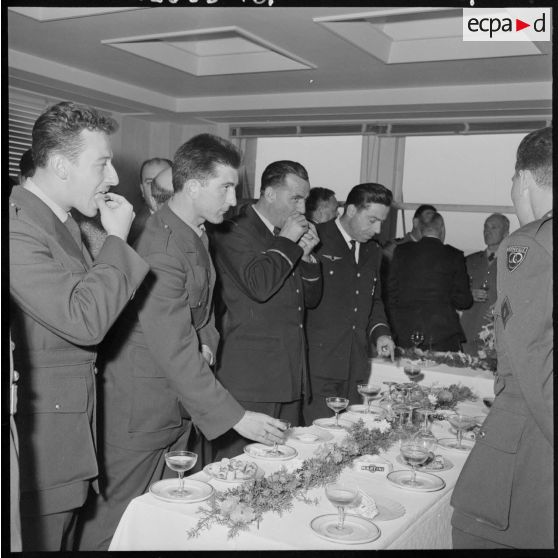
65, 214, 83, 249
488, 253, 495, 263
350, 239, 356, 262
273, 226, 281, 236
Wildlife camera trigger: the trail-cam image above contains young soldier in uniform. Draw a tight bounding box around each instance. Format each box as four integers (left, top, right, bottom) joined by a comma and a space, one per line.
451, 127, 553, 548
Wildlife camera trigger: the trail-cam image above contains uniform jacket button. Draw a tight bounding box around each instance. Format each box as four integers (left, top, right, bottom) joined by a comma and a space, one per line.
55, 404, 61, 410
478, 430, 486, 439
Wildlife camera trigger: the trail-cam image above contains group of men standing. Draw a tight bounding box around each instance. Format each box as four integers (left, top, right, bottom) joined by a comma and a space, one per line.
9, 100, 552, 551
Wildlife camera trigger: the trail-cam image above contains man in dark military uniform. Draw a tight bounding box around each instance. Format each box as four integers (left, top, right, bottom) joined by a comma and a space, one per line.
451, 126, 553, 548
461, 213, 510, 355
303, 183, 395, 424
211, 160, 322, 459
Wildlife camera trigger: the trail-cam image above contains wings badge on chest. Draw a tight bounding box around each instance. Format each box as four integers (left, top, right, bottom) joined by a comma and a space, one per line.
321, 254, 343, 262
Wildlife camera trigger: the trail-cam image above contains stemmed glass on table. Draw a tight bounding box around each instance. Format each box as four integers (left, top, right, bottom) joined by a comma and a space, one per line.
414, 407, 438, 448
447, 413, 477, 450
325, 483, 359, 535
399, 439, 432, 487
164, 450, 198, 498
357, 383, 382, 413
325, 397, 349, 428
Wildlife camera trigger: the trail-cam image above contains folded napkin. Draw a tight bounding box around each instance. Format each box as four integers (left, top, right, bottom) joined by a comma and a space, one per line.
349, 490, 378, 520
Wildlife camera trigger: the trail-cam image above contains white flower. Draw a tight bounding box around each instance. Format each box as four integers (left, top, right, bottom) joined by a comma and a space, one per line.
375, 419, 391, 434
428, 394, 438, 406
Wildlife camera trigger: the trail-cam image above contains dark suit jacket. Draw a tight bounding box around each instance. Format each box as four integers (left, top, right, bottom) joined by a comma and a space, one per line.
9, 186, 149, 516
101, 204, 244, 452
212, 205, 322, 402
452, 213, 553, 547
306, 220, 391, 381
387, 236, 472, 350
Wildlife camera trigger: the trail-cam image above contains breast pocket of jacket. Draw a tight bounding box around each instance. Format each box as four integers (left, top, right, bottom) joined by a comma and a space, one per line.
452, 407, 526, 530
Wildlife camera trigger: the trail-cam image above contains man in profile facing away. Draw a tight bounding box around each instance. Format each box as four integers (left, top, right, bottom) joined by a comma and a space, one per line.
9, 101, 149, 551
451, 127, 553, 549
305, 186, 339, 224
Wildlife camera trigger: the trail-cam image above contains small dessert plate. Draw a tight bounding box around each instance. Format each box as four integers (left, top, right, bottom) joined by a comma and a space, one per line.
310, 514, 381, 544
243, 443, 298, 461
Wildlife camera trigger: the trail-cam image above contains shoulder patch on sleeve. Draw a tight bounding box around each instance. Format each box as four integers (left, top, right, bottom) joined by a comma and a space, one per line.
506, 246, 528, 272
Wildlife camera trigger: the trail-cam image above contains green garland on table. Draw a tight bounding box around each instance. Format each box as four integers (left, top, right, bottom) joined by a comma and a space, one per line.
187, 420, 396, 539
187, 384, 474, 541
397, 346, 497, 372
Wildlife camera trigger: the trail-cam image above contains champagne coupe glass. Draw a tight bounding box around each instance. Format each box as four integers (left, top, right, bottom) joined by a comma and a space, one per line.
447, 414, 477, 449
325, 483, 359, 535
164, 451, 198, 498
325, 397, 349, 428
269, 419, 291, 454
400, 440, 431, 487
410, 330, 424, 350
357, 383, 382, 413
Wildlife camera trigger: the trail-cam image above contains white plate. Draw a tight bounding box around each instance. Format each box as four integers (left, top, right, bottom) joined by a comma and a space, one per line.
347, 404, 386, 418
313, 417, 354, 431
395, 453, 454, 472
243, 443, 298, 461
149, 479, 214, 503
203, 461, 263, 483
289, 427, 333, 444
437, 437, 475, 452
310, 514, 381, 544
387, 470, 445, 492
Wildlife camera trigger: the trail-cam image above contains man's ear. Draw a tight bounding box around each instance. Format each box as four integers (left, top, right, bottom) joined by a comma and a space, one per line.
262, 186, 276, 203
185, 178, 201, 198
345, 204, 357, 218
50, 154, 68, 180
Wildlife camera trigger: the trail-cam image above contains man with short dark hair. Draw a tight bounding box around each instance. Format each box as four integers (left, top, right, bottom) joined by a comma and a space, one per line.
460, 213, 510, 355
387, 212, 472, 351
78, 134, 286, 550
18, 148, 35, 183
9, 101, 149, 551
382, 203, 437, 261
211, 160, 322, 459
306, 186, 339, 224
451, 127, 553, 549
303, 183, 395, 424
128, 157, 172, 246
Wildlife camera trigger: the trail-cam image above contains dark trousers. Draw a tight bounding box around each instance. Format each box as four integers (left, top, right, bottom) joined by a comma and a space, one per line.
303, 340, 369, 426
22, 508, 79, 551
212, 400, 301, 461
76, 427, 191, 551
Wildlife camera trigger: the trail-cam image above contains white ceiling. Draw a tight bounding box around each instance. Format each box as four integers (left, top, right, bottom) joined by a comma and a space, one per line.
7, 5, 553, 126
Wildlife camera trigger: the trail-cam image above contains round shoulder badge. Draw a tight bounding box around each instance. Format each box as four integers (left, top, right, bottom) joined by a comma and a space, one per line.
507, 246, 528, 272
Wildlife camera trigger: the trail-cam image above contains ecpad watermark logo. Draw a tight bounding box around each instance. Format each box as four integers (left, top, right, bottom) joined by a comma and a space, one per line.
463, 8, 551, 41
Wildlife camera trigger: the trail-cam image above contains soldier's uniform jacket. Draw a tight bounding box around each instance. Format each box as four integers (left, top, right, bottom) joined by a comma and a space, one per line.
212, 205, 322, 403
306, 219, 391, 382
451, 211, 553, 548
9, 187, 149, 516
460, 250, 499, 354
101, 204, 245, 452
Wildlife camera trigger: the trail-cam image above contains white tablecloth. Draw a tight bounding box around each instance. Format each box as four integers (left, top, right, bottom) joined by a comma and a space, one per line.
109, 359, 495, 550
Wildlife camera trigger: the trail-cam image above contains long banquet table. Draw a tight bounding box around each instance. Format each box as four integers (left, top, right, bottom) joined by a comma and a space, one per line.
109, 358, 495, 550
